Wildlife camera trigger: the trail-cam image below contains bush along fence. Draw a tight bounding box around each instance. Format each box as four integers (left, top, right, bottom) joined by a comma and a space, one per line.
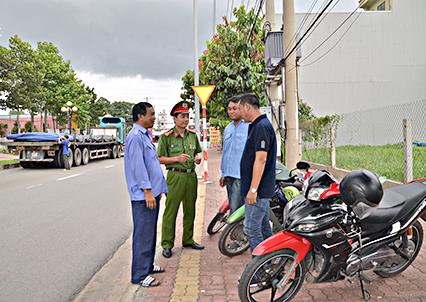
300, 99, 426, 184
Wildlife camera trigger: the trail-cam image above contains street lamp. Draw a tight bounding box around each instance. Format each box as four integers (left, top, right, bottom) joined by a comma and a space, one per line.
61, 101, 78, 135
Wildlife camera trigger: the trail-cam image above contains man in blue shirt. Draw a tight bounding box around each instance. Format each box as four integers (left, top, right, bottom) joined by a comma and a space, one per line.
239, 93, 277, 254
219, 96, 249, 214
58, 135, 70, 171
124, 102, 168, 287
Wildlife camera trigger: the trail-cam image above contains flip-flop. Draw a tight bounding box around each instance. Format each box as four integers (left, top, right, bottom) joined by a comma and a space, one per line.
140, 276, 160, 287
150, 265, 166, 274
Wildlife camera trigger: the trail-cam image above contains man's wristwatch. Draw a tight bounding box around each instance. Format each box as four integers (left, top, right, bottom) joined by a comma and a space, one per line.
250, 188, 257, 194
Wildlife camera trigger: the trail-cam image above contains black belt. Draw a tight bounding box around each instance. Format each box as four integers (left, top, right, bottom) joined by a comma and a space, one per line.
167, 168, 195, 173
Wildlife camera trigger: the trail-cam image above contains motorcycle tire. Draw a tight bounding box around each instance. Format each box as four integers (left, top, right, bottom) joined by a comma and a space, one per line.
207, 211, 230, 235
218, 220, 250, 257
238, 248, 306, 302
374, 220, 423, 278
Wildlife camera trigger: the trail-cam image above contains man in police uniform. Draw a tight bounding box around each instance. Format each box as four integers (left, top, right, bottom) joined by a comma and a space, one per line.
157, 101, 204, 258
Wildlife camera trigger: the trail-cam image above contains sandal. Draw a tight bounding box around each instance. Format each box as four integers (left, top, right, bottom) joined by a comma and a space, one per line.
150, 265, 166, 274
140, 276, 160, 287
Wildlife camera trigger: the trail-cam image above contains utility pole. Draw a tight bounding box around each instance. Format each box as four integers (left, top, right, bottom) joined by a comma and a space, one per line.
265, 0, 281, 159
283, 0, 299, 170
194, 0, 202, 177
213, 0, 216, 36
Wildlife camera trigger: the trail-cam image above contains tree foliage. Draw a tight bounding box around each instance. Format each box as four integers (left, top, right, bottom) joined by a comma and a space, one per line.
181, 6, 266, 130
0, 35, 113, 132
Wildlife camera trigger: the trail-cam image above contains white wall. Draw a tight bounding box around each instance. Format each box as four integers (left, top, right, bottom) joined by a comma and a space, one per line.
275, 0, 426, 117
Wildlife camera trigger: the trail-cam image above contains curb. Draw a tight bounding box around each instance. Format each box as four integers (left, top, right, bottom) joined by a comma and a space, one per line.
0, 162, 20, 170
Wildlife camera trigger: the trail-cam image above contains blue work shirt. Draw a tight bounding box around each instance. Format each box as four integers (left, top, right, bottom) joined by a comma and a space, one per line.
220, 120, 249, 179
240, 114, 277, 199
124, 123, 168, 201
61, 140, 69, 155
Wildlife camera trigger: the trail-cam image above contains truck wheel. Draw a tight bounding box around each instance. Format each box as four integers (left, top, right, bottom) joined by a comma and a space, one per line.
110, 145, 118, 159
82, 148, 89, 165
68, 149, 74, 167
113, 145, 118, 159
54, 150, 63, 168
73, 148, 82, 166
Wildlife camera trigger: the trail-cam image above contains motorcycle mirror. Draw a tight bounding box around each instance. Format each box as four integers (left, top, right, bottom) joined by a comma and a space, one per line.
296, 161, 310, 170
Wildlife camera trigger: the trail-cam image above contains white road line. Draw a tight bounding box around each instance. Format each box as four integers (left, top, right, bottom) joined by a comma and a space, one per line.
27, 184, 42, 189
57, 173, 81, 181
105, 165, 115, 169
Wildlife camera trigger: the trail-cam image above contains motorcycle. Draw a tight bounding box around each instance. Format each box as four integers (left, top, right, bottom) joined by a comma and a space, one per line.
217, 161, 309, 257
207, 198, 230, 235
238, 169, 426, 302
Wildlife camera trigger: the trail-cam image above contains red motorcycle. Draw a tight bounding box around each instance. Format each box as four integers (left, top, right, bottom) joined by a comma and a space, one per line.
238, 170, 426, 302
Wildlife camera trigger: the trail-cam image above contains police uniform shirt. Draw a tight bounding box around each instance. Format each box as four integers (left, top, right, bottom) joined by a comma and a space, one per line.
157, 127, 202, 170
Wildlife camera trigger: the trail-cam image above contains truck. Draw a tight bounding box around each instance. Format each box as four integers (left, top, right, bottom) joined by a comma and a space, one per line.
2, 116, 126, 169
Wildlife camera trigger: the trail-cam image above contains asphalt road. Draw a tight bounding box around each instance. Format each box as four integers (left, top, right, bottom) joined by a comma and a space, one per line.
0, 157, 132, 302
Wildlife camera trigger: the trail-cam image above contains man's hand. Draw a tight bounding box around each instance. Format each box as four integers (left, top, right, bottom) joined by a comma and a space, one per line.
177, 154, 190, 163
194, 154, 201, 165
219, 177, 226, 188
246, 191, 257, 205
143, 189, 156, 210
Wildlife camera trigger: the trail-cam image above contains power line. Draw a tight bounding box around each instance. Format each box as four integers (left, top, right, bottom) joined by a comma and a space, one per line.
300, 6, 362, 66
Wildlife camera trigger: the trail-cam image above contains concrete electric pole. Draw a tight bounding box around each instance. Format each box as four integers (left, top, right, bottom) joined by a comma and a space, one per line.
265, 0, 281, 159
282, 0, 299, 170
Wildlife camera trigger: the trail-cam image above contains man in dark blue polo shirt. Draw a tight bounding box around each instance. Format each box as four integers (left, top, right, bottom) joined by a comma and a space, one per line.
239, 93, 276, 254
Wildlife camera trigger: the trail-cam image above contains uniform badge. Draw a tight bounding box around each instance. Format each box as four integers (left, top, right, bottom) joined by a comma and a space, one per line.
261, 140, 266, 149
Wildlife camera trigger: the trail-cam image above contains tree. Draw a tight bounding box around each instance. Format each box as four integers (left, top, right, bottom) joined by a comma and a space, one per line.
181, 6, 266, 132
37, 41, 93, 131
0, 123, 8, 137
108, 101, 133, 127
87, 96, 110, 127
0, 35, 43, 133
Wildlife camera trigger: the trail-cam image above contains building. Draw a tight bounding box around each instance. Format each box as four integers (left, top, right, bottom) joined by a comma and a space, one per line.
359, 0, 393, 11
272, 0, 425, 117
0, 114, 66, 136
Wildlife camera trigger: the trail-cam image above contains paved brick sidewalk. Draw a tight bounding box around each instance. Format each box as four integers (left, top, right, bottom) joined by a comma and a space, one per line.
136, 147, 426, 302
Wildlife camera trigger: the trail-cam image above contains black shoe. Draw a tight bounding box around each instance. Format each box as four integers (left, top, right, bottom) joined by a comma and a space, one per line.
162, 248, 172, 258
183, 242, 204, 250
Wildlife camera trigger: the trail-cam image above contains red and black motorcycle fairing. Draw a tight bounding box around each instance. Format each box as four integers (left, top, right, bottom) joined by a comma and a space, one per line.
251, 181, 426, 300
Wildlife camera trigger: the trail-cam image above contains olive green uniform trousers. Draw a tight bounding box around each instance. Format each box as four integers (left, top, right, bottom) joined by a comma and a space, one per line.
161, 170, 198, 249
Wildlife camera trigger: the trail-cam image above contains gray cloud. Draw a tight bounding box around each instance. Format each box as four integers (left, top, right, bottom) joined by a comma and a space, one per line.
0, 0, 234, 80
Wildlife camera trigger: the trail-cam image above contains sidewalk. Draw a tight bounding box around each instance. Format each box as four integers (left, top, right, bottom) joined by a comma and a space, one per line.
74, 147, 426, 302
0, 151, 20, 170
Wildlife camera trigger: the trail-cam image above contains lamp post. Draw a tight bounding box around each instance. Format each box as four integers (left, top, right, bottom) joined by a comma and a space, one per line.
61, 101, 78, 135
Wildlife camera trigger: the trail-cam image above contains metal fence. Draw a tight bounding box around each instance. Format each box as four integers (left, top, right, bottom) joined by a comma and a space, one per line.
301, 99, 426, 183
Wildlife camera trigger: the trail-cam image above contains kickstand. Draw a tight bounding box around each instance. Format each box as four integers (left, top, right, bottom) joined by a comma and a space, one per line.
358, 272, 371, 301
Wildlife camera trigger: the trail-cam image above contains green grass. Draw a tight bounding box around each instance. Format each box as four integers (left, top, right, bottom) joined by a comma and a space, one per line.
0, 159, 19, 165
303, 143, 426, 183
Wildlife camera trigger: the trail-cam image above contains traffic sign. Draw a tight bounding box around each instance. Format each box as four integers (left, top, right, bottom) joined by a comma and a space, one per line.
192, 85, 215, 106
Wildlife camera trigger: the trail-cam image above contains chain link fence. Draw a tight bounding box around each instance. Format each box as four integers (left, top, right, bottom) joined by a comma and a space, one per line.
301, 99, 426, 183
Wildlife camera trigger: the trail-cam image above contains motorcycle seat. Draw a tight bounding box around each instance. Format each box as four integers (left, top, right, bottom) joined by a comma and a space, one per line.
359, 182, 426, 233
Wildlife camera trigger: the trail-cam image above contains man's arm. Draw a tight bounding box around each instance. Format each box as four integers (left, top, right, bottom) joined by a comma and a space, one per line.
246, 150, 267, 205
158, 154, 190, 165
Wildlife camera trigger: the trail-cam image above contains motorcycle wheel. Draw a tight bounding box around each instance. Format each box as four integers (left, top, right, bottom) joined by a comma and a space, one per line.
207, 210, 230, 235
218, 220, 250, 257
238, 248, 306, 302
374, 220, 423, 278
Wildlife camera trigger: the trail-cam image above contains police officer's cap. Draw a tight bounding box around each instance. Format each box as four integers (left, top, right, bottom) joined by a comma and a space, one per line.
170, 101, 192, 116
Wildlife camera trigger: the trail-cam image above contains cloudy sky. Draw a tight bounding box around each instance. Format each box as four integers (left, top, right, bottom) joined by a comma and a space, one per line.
0, 0, 359, 116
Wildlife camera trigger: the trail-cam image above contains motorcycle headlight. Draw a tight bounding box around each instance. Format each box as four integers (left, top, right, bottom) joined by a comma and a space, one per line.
294, 223, 318, 232
307, 188, 326, 201
275, 169, 283, 175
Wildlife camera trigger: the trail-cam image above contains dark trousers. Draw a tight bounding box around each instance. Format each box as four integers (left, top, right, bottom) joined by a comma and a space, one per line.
131, 195, 160, 284
63, 154, 70, 170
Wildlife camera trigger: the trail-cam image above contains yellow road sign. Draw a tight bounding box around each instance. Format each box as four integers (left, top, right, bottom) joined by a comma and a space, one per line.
192, 85, 216, 106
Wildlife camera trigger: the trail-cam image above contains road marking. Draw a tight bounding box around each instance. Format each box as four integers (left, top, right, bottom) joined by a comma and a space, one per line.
105, 165, 115, 169
57, 173, 81, 181
27, 184, 42, 189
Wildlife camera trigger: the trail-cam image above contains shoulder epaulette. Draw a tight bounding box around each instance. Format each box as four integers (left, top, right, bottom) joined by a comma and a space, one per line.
187, 128, 196, 134
164, 129, 174, 137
